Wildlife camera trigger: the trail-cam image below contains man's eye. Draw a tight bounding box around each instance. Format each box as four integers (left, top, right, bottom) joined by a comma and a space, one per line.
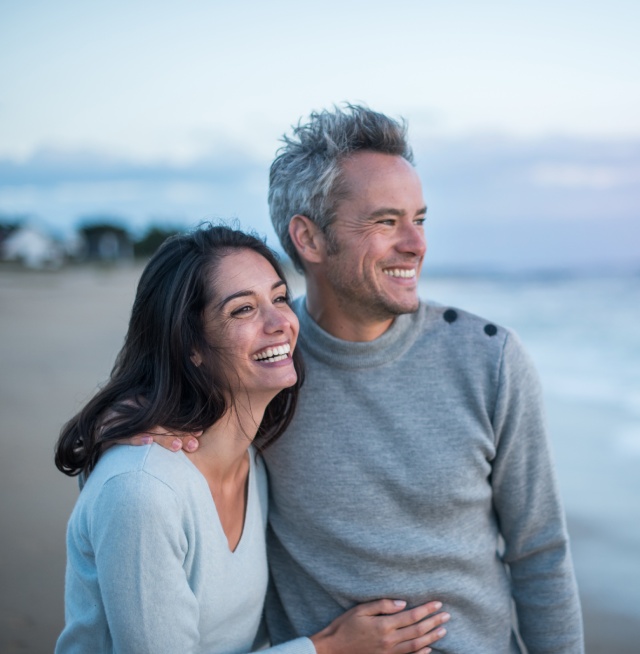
415, 217, 426, 226
378, 219, 395, 226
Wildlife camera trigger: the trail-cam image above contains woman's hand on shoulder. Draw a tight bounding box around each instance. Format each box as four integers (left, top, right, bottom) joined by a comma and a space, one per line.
310, 599, 449, 654
121, 428, 202, 453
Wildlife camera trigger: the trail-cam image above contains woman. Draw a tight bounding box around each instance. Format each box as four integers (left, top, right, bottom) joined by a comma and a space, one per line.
55, 225, 448, 653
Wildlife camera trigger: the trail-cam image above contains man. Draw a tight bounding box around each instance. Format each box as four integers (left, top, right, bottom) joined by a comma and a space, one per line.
260, 105, 583, 653
152, 104, 583, 652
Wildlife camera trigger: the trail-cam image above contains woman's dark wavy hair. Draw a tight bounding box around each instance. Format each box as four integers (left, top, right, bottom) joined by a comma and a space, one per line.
55, 223, 304, 478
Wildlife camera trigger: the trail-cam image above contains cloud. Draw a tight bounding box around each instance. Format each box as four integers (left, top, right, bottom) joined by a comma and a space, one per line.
1, 135, 638, 270
529, 164, 640, 189
0, 147, 272, 240
415, 135, 640, 223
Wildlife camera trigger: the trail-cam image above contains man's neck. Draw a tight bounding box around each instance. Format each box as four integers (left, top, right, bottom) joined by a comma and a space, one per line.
304, 282, 394, 343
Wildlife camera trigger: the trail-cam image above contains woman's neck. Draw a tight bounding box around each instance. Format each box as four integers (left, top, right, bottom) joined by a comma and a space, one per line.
185, 394, 267, 483
184, 400, 267, 552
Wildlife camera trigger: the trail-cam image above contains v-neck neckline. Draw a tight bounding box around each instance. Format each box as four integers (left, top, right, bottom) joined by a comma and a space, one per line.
180, 447, 256, 555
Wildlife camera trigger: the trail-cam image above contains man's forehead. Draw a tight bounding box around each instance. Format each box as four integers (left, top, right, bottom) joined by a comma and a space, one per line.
341, 150, 420, 181
337, 151, 426, 209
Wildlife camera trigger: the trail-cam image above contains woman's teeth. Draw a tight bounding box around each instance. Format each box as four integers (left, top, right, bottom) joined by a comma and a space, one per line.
253, 343, 291, 362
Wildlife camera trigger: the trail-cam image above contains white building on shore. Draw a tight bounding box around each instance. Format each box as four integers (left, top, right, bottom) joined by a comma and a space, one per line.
0, 225, 64, 269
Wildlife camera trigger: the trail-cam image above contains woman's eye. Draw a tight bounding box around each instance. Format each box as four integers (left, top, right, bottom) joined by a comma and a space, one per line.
274, 294, 289, 304
231, 305, 253, 316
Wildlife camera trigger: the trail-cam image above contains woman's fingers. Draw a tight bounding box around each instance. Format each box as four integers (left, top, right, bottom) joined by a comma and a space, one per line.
363, 600, 448, 654
311, 599, 449, 654
351, 598, 409, 616
393, 612, 449, 653
346, 599, 449, 654
387, 601, 445, 628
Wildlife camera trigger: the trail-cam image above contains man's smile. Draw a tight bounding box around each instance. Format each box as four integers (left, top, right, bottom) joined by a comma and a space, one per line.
383, 267, 417, 279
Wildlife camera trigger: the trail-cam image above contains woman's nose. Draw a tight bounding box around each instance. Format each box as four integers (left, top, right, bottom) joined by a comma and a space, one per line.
264, 307, 290, 333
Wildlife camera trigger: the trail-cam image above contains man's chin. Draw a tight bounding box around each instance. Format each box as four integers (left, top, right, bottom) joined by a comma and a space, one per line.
390, 301, 420, 316
377, 296, 420, 319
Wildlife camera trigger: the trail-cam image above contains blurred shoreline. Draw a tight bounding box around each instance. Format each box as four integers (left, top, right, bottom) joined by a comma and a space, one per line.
1, 265, 638, 653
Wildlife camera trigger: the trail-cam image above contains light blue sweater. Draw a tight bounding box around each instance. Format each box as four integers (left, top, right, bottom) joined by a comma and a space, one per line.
56, 444, 315, 654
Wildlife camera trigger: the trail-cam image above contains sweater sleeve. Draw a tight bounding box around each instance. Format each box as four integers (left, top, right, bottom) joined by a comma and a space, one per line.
90, 471, 316, 654
491, 331, 584, 654
252, 620, 316, 654
91, 471, 201, 654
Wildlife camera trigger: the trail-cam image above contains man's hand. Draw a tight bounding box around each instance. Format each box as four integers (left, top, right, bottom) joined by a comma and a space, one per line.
123, 429, 202, 453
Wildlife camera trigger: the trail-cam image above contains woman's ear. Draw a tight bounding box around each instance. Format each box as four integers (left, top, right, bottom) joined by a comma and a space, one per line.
288, 215, 326, 266
190, 351, 203, 367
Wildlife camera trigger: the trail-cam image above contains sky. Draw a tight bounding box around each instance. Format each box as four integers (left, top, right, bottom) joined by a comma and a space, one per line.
1, 0, 639, 270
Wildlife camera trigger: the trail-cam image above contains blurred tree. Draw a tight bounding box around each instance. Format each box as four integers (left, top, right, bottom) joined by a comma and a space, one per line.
134, 226, 183, 258
78, 219, 133, 262
0, 215, 25, 242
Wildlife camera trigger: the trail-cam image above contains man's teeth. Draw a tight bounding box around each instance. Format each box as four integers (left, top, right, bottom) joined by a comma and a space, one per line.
384, 268, 416, 279
253, 343, 291, 362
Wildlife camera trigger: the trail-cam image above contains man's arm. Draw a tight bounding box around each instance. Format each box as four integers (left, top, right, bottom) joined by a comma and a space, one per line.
491, 331, 584, 653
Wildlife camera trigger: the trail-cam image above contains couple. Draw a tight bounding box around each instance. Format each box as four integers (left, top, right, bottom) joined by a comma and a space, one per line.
55, 105, 584, 653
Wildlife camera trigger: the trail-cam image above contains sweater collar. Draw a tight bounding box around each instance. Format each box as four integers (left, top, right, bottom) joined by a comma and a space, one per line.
294, 296, 423, 369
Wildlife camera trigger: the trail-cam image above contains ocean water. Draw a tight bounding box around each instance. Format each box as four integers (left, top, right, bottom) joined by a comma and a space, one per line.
421, 272, 640, 618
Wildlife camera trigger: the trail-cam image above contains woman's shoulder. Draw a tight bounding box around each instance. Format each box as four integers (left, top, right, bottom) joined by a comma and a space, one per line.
63, 446, 202, 553
82, 444, 199, 506
70, 445, 203, 536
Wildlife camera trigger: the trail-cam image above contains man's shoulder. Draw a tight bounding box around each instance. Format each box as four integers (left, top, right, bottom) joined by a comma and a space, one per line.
291, 295, 306, 318
419, 300, 535, 377
420, 300, 511, 343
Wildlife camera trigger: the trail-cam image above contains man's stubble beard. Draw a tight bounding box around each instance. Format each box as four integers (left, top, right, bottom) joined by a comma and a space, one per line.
325, 256, 420, 324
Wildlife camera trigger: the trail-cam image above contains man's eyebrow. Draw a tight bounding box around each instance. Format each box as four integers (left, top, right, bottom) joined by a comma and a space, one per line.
368, 206, 428, 219
217, 280, 286, 310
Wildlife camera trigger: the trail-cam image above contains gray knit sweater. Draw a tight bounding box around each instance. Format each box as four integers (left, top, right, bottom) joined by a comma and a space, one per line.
264, 298, 584, 653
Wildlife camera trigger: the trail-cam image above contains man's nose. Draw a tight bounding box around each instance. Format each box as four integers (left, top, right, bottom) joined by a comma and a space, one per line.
396, 221, 427, 257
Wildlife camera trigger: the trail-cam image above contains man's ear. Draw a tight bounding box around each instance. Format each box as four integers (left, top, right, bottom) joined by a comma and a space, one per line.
289, 215, 326, 265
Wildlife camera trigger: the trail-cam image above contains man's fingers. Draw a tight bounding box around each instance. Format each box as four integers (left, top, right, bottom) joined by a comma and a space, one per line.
126, 434, 154, 446
121, 430, 203, 452
150, 433, 202, 452
183, 436, 200, 452
155, 435, 185, 451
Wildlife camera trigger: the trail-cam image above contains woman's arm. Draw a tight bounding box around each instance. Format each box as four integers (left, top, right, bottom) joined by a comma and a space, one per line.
91, 472, 201, 653
89, 472, 447, 654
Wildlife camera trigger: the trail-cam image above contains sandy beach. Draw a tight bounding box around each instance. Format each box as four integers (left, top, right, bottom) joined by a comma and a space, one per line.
1, 265, 638, 653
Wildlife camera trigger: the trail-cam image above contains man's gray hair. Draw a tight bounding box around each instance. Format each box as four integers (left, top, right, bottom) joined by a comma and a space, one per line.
268, 104, 414, 271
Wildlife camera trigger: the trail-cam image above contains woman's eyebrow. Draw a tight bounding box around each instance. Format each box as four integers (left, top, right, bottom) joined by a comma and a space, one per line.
217, 280, 286, 310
